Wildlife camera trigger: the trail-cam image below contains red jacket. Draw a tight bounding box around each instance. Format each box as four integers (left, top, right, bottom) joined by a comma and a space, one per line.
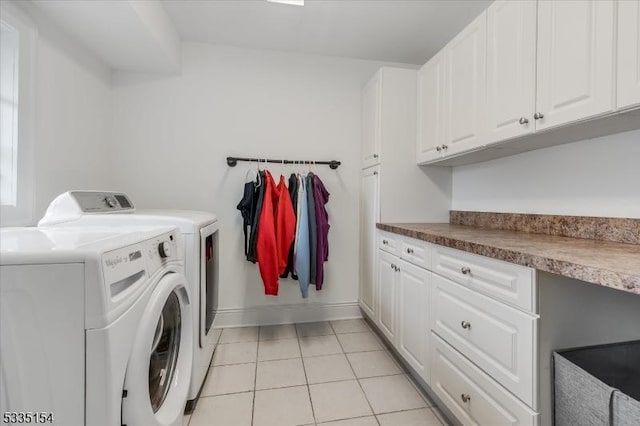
256, 171, 279, 295
256, 172, 296, 295
275, 175, 296, 275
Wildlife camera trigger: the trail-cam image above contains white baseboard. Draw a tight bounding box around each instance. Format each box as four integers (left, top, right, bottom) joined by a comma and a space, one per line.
213, 301, 362, 328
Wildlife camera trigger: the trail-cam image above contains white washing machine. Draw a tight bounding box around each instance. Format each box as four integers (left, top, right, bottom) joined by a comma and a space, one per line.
0, 226, 192, 426
38, 191, 220, 411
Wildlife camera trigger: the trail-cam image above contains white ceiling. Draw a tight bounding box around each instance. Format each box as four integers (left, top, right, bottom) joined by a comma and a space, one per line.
163, 0, 492, 65
26, 0, 493, 72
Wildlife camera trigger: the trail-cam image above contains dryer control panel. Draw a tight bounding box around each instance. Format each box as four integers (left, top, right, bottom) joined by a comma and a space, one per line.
71, 191, 135, 213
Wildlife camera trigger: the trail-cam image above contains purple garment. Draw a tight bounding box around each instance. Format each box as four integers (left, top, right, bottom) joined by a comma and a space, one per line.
312, 175, 330, 289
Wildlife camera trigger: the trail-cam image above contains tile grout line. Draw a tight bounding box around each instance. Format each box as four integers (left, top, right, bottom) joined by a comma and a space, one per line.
250, 327, 261, 426
295, 330, 318, 425
330, 321, 382, 426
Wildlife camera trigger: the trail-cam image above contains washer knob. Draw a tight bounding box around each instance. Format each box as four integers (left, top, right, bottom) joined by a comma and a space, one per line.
103, 196, 117, 208
158, 241, 171, 258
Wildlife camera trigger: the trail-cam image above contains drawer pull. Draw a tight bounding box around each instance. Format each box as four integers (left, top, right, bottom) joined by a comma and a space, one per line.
461, 393, 471, 403
406, 248, 414, 254
461, 321, 472, 330
391, 263, 396, 270
460, 266, 471, 275
382, 239, 388, 245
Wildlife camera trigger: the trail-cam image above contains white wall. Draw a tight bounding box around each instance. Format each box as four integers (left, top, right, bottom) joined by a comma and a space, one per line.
13, 1, 114, 222
451, 129, 640, 218
111, 43, 412, 323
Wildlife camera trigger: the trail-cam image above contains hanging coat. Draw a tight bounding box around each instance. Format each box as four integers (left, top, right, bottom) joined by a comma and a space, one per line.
247, 171, 265, 263
236, 180, 256, 259
256, 171, 279, 295
313, 174, 330, 289
275, 175, 296, 275
295, 175, 311, 298
306, 173, 317, 284
281, 173, 299, 279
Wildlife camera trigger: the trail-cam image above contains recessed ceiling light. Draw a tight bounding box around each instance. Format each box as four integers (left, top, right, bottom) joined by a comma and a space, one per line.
267, 0, 304, 6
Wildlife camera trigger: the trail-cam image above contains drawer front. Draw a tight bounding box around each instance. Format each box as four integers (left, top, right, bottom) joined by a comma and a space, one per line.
400, 238, 431, 270
431, 333, 538, 426
378, 231, 400, 256
432, 245, 536, 313
431, 274, 537, 406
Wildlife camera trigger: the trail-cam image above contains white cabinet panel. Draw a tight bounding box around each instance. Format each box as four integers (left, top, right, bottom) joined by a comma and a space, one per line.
431, 333, 538, 426
359, 166, 380, 320
618, 0, 640, 110
377, 250, 397, 344
378, 231, 400, 256
400, 238, 431, 270
432, 245, 536, 314
431, 274, 537, 407
398, 261, 430, 383
536, 0, 615, 130
417, 50, 447, 164
362, 72, 382, 169
445, 12, 487, 156
486, 0, 537, 144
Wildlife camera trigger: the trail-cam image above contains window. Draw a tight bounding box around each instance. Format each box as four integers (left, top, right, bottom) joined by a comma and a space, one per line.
1, 21, 19, 207
0, 3, 35, 226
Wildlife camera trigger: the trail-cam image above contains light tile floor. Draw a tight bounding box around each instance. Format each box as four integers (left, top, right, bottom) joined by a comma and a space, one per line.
185, 320, 450, 426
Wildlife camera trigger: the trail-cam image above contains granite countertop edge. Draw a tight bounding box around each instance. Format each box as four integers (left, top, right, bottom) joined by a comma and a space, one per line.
377, 223, 640, 296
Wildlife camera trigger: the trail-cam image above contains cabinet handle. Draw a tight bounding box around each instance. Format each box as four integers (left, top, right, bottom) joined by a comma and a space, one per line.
442, 144, 448, 150
373, 171, 378, 175
373, 154, 379, 158
534, 112, 544, 120
391, 263, 395, 270
436, 146, 442, 152
406, 248, 414, 254
395, 266, 400, 272
518, 117, 529, 125
460, 266, 471, 275
461, 393, 471, 403
461, 321, 471, 330
382, 239, 388, 245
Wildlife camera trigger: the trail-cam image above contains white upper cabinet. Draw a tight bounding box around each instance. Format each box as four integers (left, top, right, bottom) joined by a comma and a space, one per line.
362, 72, 382, 169
444, 11, 487, 156
417, 50, 447, 164
535, 0, 615, 130
617, 0, 640, 110
486, 0, 537, 144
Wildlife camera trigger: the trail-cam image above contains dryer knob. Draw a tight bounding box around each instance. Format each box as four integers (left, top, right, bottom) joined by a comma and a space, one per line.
158, 241, 171, 258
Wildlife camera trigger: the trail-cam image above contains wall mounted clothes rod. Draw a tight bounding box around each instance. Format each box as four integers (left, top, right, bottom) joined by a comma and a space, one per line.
226, 156, 341, 170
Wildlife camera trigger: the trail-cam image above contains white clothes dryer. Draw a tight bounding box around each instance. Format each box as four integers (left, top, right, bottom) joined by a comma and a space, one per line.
39, 191, 220, 411
0, 226, 192, 426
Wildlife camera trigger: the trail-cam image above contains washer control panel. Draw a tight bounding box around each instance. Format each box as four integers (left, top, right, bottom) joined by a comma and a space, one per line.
102, 231, 179, 299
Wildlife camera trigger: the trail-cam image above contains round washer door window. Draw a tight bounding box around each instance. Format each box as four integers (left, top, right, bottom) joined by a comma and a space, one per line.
121, 272, 193, 426
149, 291, 181, 412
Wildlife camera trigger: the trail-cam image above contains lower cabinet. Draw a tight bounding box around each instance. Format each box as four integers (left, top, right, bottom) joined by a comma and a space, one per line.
398, 261, 430, 383
375, 248, 431, 383
377, 250, 398, 344
431, 333, 538, 426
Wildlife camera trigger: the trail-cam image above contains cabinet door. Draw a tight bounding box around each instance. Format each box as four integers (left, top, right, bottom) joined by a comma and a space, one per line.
536, 0, 615, 130
397, 260, 430, 383
362, 71, 382, 169
417, 50, 447, 164
377, 250, 397, 344
359, 166, 380, 320
445, 12, 487, 157
618, 0, 640, 110
486, 0, 537, 144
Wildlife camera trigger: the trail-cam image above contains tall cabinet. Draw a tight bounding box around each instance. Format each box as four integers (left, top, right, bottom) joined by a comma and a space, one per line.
358, 67, 451, 343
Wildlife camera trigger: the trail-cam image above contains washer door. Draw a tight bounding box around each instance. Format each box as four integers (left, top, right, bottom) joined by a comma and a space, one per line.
122, 273, 193, 426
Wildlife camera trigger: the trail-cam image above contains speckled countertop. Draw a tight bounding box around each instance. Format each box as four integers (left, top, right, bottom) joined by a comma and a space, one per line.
377, 223, 640, 296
